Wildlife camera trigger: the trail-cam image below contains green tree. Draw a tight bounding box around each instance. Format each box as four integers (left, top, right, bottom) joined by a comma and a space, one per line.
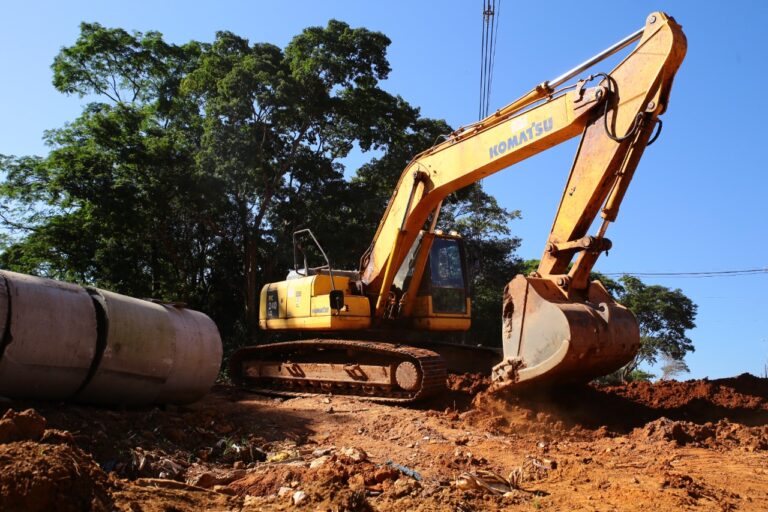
2, 20, 412, 343
2, 24, 208, 300
616, 275, 697, 381
179, 21, 422, 338
0, 20, 523, 352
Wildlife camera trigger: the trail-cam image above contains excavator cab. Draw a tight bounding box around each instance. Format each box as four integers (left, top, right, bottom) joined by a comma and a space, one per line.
391, 231, 471, 331
421, 235, 468, 315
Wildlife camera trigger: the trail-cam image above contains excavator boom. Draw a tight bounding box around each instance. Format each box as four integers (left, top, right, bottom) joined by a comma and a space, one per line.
362, 12, 686, 308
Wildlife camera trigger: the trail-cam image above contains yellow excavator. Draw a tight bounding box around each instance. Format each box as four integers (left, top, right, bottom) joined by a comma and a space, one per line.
230, 12, 687, 402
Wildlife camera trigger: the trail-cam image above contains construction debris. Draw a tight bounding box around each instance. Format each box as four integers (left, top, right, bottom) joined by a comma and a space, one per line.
385, 460, 422, 481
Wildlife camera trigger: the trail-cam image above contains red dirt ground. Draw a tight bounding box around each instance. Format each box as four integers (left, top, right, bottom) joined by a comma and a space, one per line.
0, 373, 766, 511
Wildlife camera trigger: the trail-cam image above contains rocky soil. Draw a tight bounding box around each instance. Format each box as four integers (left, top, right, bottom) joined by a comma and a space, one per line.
0, 373, 767, 511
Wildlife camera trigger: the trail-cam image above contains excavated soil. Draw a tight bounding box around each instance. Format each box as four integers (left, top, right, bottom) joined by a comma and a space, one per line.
0, 374, 765, 510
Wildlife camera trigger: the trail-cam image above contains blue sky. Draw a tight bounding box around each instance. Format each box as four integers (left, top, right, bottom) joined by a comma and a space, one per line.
1, 1, 766, 379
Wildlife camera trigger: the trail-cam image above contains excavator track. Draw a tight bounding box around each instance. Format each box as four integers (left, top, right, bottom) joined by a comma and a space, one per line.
229, 339, 446, 403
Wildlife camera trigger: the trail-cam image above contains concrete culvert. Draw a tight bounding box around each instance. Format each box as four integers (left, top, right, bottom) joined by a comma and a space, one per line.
0, 270, 222, 406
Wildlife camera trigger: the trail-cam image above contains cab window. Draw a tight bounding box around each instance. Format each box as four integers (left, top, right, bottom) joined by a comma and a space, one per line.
424, 238, 467, 313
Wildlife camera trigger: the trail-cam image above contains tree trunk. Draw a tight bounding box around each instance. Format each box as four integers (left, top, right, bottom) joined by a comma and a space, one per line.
244, 236, 259, 343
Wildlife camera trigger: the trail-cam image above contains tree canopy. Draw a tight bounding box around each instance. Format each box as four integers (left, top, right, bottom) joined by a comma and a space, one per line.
616, 274, 697, 380
0, 21, 519, 350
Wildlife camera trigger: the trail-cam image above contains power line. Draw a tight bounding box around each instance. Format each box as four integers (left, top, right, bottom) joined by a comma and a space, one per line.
602, 268, 768, 279
479, 2, 487, 119
479, 0, 500, 119
488, 0, 500, 113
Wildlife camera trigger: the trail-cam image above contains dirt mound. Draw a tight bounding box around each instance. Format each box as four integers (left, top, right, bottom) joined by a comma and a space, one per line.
0, 441, 113, 512
446, 373, 490, 396
420, 373, 491, 411
464, 374, 768, 440
1, 378, 766, 511
635, 417, 768, 451
604, 373, 768, 424
0, 408, 114, 510
110, 480, 238, 512
0, 408, 46, 443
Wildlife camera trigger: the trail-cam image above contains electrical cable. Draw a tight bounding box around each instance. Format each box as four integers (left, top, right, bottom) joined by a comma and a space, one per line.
602, 268, 768, 279
478, 2, 488, 120
487, 0, 501, 118
478, 0, 499, 119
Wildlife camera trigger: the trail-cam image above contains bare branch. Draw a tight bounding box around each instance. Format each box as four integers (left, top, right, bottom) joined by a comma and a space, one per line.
0, 210, 39, 233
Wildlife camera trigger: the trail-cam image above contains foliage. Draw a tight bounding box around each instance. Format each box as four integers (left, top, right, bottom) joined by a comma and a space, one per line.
0, 21, 521, 351
594, 367, 655, 385
659, 354, 690, 380
616, 275, 696, 380
626, 368, 655, 382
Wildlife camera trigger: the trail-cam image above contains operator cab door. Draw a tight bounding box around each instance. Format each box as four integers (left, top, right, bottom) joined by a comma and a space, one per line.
393, 232, 471, 330
421, 236, 468, 314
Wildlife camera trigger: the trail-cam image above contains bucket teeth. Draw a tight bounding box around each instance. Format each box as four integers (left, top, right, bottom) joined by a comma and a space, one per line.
491, 358, 523, 385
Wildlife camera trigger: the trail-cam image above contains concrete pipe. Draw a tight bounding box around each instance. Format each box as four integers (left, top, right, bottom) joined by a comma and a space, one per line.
76, 289, 222, 406
75, 290, 176, 405
0, 270, 98, 400
0, 270, 222, 405
156, 306, 222, 404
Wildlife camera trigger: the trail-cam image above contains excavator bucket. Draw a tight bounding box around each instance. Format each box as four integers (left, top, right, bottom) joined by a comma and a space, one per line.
492, 275, 639, 386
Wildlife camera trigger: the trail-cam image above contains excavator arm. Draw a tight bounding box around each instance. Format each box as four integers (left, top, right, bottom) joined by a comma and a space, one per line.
358, 12, 686, 387
361, 12, 686, 316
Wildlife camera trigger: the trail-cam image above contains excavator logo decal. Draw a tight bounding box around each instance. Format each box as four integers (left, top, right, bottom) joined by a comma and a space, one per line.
489, 117, 553, 159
